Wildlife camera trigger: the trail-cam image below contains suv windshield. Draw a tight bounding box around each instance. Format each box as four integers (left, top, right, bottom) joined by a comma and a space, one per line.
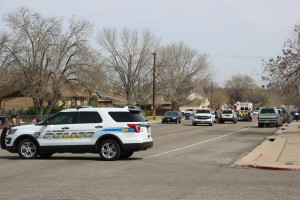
260, 108, 275, 114
196, 110, 210, 114
165, 112, 178, 117
109, 111, 146, 122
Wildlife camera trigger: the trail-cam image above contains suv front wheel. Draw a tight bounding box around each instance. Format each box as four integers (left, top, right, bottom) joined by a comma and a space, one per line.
99, 139, 121, 161
17, 139, 38, 159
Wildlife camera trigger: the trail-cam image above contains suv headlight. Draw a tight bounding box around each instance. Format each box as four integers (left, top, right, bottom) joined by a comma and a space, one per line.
9, 129, 17, 135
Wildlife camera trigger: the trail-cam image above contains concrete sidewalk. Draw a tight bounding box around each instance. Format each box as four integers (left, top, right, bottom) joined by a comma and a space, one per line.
234, 121, 300, 170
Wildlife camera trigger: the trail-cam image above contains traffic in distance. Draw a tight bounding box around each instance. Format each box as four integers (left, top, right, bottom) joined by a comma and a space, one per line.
180, 102, 298, 128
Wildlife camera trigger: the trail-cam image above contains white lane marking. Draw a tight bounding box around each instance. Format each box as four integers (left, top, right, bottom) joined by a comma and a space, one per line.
146, 127, 250, 158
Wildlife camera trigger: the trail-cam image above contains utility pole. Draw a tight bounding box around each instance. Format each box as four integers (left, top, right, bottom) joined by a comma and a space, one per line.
210, 81, 213, 109
151, 52, 156, 120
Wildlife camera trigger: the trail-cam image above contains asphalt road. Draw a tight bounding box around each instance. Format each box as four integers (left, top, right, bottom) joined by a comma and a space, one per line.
1, 120, 300, 200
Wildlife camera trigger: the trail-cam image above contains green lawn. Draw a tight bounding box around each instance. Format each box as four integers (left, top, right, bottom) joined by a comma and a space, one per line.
146, 116, 162, 121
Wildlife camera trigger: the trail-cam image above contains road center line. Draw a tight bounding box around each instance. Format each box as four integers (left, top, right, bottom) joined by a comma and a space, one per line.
146, 127, 250, 159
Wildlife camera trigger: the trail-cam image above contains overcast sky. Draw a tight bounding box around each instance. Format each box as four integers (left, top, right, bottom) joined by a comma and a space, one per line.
1, 0, 300, 86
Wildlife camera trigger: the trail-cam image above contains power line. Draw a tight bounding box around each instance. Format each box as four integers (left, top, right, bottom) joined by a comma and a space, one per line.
210, 55, 271, 59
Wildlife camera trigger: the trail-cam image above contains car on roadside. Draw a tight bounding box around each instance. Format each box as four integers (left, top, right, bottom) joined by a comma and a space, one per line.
294, 111, 300, 121
182, 108, 196, 116
1, 106, 153, 161
277, 108, 285, 124
162, 111, 182, 124
218, 109, 237, 124
192, 108, 214, 126
253, 110, 259, 115
258, 106, 282, 128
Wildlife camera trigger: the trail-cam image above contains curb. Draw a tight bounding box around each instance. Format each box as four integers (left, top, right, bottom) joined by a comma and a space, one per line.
248, 165, 300, 171
235, 121, 300, 171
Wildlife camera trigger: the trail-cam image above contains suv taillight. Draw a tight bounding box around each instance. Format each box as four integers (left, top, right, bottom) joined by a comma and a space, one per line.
127, 124, 141, 133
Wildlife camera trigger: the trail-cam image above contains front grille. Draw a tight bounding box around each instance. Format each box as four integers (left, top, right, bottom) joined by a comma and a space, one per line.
197, 116, 210, 119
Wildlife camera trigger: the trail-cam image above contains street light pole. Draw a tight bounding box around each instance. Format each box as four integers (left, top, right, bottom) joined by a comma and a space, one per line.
151, 52, 156, 120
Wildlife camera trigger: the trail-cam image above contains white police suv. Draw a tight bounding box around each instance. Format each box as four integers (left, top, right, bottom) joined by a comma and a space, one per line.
1, 106, 153, 161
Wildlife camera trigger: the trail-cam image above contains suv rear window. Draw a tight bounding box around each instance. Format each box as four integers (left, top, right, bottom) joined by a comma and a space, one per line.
260, 108, 275, 114
222, 110, 233, 114
109, 111, 146, 122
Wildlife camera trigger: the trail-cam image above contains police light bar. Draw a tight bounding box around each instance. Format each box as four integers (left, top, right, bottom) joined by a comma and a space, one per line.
124, 105, 141, 112
76, 106, 93, 110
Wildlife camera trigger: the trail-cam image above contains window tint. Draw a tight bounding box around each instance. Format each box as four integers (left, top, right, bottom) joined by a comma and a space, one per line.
109, 111, 146, 122
165, 112, 178, 116
77, 112, 102, 123
47, 112, 76, 125
260, 108, 275, 114
222, 110, 233, 114
196, 110, 210, 114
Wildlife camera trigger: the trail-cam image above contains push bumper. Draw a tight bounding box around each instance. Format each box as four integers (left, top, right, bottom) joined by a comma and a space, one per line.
1, 127, 9, 150
193, 119, 212, 124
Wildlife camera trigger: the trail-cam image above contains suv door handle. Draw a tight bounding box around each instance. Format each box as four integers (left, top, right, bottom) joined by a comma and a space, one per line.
62, 127, 69, 130
95, 125, 103, 128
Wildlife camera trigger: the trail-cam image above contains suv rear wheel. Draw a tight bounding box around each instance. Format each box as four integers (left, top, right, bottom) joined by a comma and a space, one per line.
17, 139, 38, 159
99, 139, 121, 161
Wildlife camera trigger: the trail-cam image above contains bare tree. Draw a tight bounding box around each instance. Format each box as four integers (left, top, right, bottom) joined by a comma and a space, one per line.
224, 74, 256, 105
263, 22, 300, 95
0, 32, 24, 101
2, 7, 95, 116
44, 17, 95, 114
211, 87, 229, 109
96, 27, 160, 104
158, 42, 210, 110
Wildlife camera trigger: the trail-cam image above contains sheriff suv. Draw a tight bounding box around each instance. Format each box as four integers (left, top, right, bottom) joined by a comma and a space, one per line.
1, 106, 153, 161
192, 108, 214, 126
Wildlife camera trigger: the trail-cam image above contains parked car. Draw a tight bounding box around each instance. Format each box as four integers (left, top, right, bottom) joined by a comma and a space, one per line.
292, 111, 300, 121
182, 109, 196, 116
277, 108, 285, 124
258, 106, 283, 128
162, 111, 182, 124
192, 108, 214, 126
218, 109, 237, 124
